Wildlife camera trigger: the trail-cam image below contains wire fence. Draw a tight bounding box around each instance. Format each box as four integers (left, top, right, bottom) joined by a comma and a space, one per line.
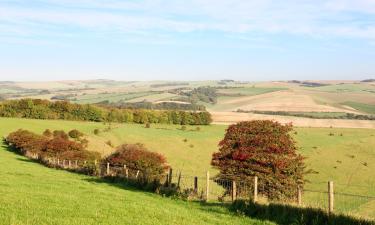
18, 152, 375, 220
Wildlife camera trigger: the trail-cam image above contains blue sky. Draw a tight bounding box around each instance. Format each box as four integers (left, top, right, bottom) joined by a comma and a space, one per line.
1, 0, 375, 81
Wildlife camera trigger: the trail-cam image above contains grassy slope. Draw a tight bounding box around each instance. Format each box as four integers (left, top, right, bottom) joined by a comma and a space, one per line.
0, 126, 272, 225
1, 118, 375, 218
343, 102, 375, 114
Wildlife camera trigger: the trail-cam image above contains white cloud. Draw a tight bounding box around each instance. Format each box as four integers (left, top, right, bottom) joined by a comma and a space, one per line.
0, 0, 375, 41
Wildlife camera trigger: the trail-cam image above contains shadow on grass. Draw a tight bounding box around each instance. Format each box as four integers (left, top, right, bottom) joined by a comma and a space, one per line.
227, 200, 375, 225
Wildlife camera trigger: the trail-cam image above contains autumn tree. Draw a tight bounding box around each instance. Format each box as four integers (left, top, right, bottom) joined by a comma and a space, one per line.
211, 120, 305, 200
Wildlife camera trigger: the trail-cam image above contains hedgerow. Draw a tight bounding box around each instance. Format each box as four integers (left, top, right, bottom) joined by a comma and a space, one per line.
0, 99, 212, 125
6, 129, 100, 162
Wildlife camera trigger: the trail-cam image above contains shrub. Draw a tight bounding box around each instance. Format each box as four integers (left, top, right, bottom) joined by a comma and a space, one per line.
6, 129, 100, 162
106, 140, 114, 147
181, 125, 186, 131
93, 129, 100, 135
145, 123, 151, 128
43, 129, 52, 137
104, 143, 169, 183
53, 130, 69, 140
80, 138, 89, 148
196, 127, 201, 131
211, 120, 306, 201
68, 129, 84, 139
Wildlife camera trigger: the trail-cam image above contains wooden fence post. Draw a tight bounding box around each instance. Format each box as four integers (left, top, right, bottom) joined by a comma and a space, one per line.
106, 162, 110, 175
75, 160, 78, 168
57, 158, 60, 166
123, 165, 127, 177
253, 176, 258, 203
194, 176, 198, 193
68, 160, 71, 168
328, 181, 334, 215
168, 168, 173, 186
297, 185, 302, 206
125, 168, 129, 179
232, 180, 237, 202
177, 171, 181, 188
206, 171, 210, 201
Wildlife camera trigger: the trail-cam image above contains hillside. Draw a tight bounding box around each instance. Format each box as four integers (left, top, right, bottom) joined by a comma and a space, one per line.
2, 80, 375, 128
1, 117, 375, 218
0, 132, 272, 224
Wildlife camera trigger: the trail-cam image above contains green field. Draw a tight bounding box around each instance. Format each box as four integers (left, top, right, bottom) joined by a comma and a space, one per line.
0, 119, 273, 225
343, 102, 375, 115
1, 117, 375, 219
72, 92, 156, 104
304, 83, 375, 93
217, 87, 286, 96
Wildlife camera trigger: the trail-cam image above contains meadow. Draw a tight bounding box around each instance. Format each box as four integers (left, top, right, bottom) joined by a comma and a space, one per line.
0, 142, 272, 225
1, 117, 375, 218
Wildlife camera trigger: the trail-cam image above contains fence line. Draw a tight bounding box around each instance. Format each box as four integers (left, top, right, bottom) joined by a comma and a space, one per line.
13, 151, 375, 220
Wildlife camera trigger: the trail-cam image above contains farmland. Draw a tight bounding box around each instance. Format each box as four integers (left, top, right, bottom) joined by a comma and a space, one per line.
1, 117, 375, 219
2, 80, 375, 128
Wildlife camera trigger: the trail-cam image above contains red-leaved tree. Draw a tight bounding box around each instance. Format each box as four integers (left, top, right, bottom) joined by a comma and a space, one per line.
211, 120, 305, 200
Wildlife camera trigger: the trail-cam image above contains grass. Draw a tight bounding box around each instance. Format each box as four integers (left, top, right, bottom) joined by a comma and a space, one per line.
1, 117, 375, 219
72, 92, 156, 104
343, 102, 375, 114
305, 83, 375, 93
0, 131, 272, 224
217, 87, 286, 96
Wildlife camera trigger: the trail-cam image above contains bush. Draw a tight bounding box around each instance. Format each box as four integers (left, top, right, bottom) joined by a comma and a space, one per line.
145, 123, 151, 128
68, 129, 84, 139
43, 129, 52, 137
104, 143, 169, 183
106, 140, 114, 147
6, 129, 100, 162
93, 129, 100, 135
181, 125, 186, 131
211, 120, 306, 201
53, 130, 69, 140
80, 138, 89, 148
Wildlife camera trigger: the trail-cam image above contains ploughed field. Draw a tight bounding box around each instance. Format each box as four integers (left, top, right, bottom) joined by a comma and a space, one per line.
1, 117, 375, 219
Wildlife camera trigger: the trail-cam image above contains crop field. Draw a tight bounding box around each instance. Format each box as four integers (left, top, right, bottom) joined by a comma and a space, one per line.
303, 83, 375, 93
343, 102, 375, 115
217, 87, 286, 96
1, 117, 375, 219
71, 92, 156, 104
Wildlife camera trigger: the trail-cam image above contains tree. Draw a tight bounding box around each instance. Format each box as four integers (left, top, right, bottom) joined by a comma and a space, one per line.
211, 120, 305, 201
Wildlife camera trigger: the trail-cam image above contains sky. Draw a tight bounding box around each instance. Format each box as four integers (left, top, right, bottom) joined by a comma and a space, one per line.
1, 0, 375, 81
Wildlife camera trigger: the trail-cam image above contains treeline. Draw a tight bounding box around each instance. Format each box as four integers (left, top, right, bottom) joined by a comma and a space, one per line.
237, 109, 375, 120
0, 99, 212, 125
184, 86, 218, 104
150, 82, 189, 88
97, 100, 206, 111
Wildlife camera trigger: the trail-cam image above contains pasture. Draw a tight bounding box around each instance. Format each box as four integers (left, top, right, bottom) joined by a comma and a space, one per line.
0, 142, 270, 225
1, 117, 375, 218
